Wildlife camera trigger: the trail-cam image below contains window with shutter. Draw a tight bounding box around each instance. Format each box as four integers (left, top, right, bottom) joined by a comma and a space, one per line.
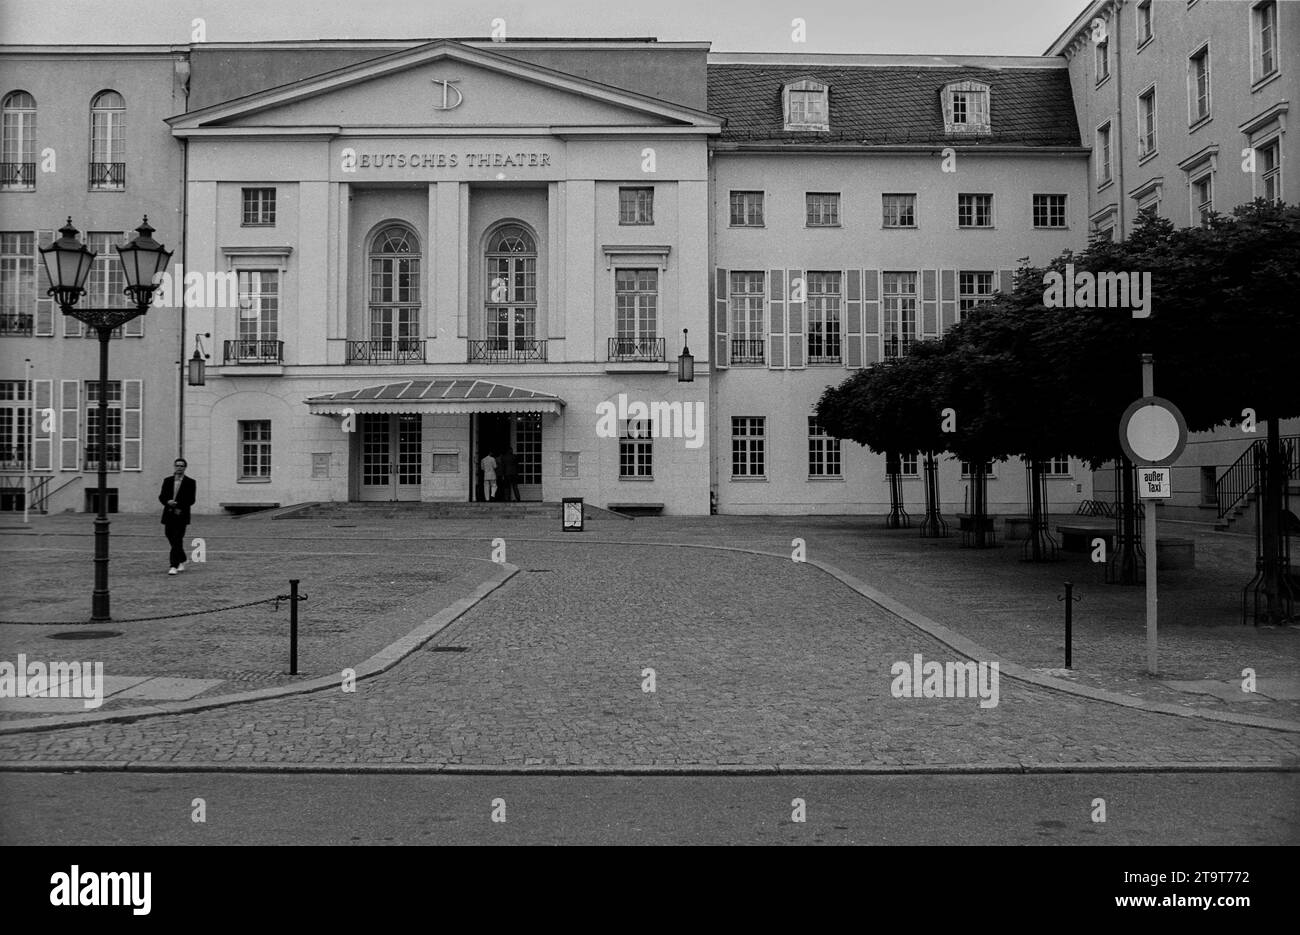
122, 379, 142, 470
59, 380, 78, 470
33, 379, 52, 471
35, 230, 53, 336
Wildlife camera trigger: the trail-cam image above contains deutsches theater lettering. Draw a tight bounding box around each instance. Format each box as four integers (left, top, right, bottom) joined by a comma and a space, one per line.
355, 151, 553, 169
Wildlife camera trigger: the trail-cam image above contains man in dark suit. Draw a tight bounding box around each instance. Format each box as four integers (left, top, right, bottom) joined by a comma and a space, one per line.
496, 445, 519, 502
159, 458, 196, 575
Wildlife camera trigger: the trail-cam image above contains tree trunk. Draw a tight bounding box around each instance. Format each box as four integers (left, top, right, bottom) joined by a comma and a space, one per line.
1022, 459, 1059, 562
919, 451, 949, 537
971, 461, 990, 548
1253, 418, 1293, 624
886, 452, 910, 529
1107, 455, 1143, 585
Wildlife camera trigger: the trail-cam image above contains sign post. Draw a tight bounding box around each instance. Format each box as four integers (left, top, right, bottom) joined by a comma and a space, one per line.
1118, 355, 1188, 676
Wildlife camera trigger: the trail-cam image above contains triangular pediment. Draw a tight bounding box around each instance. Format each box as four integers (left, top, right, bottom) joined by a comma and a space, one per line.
170, 40, 721, 133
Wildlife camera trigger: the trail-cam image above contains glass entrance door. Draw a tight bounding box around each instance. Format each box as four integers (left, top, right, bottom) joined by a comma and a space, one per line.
359, 414, 422, 501
513, 413, 542, 502
476, 413, 542, 502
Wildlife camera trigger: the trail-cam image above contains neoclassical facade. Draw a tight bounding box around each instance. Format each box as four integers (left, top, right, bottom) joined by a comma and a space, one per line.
15, 4, 1285, 518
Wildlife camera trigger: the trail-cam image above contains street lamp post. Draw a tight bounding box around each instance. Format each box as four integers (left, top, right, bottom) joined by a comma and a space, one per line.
40, 217, 171, 622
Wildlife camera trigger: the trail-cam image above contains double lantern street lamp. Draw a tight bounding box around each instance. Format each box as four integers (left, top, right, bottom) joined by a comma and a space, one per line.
40, 217, 172, 622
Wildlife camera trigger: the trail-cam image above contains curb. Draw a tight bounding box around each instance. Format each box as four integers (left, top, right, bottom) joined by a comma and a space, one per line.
0, 562, 519, 736
3, 532, 1296, 737
0, 760, 1295, 776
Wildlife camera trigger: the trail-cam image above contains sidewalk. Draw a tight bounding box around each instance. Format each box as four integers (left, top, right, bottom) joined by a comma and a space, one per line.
0, 513, 503, 718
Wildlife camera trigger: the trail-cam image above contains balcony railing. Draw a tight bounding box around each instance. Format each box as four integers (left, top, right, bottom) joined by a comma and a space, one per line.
88, 162, 125, 190
0, 313, 33, 336
347, 339, 426, 364
730, 338, 765, 364
468, 339, 547, 363
607, 336, 665, 362
224, 339, 284, 364
808, 339, 842, 364
0, 162, 35, 190
83, 446, 122, 472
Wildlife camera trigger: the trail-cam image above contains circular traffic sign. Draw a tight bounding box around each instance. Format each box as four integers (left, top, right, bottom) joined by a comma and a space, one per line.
1118, 396, 1188, 466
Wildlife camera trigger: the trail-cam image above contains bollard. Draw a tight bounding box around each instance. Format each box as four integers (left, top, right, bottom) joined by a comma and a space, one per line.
1057, 581, 1080, 668
289, 578, 299, 675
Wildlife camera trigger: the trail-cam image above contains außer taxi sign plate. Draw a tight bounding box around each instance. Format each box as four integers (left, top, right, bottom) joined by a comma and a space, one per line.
1137, 467, 1172, 498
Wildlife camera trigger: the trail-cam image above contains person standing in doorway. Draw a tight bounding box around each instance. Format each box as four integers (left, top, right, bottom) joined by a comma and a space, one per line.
480, 448, 498, 503
159, 457, 196, 575
497, 445, 519, 502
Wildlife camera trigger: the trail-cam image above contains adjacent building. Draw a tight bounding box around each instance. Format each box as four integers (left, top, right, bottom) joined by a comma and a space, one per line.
1047, 0, 1298, 523
0, 45, 187, 513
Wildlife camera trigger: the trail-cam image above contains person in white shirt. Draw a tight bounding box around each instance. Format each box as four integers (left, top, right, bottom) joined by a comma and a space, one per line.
480, 450, 498, 502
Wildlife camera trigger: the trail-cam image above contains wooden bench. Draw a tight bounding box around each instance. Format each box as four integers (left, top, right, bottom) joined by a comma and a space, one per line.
1056, 522, 1115, 552
1001, 515, 1031, 540
956, 513, 997, 547
220, 502, 281, 515
1057, 523, 1195, 569
607, 502, 665, 516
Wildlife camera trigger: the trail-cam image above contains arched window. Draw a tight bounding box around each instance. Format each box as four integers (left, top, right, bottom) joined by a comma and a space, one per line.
484, 224, 538, 358
1, 91, 36, 190
368, 225, 421, 360
90, 90, 125, 190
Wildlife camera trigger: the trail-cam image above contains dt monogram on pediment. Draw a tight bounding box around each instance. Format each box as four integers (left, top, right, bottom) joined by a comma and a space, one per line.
432, 78, 464, 111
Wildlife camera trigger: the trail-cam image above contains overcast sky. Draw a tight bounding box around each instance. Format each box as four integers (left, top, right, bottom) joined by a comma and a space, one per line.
0, 0, 1087, 55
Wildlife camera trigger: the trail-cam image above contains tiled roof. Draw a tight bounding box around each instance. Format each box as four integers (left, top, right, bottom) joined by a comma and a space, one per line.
707, 63, 1080, 147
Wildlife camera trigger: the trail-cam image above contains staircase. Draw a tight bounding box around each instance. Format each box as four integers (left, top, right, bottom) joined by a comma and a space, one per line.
1214, 436, 1300, 531
0, 474, 80, 516
276, 500, 609, 521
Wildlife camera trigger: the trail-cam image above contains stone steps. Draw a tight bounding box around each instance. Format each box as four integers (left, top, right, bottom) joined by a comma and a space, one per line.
277, 501, 585, 521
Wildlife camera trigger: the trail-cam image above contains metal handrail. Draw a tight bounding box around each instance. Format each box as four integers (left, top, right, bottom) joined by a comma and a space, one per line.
88, 162, 125, 189
1216, 435, 1300, 519
730, 338, 764, 364
607, 337, 665, 362
346, 339, 426, 363
32, 474, 81, 514
0, 313, 33, 335
468, 339, 547, 362
0, 162, 35, 188
224, 339, 284, 364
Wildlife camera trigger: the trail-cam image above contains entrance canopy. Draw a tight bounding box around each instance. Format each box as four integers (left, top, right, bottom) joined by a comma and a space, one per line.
306, 379, 565, 415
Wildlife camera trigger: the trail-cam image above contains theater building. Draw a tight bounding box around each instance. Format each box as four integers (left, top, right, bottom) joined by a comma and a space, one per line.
173, 39, 716, 513
165, 38, 1100, 516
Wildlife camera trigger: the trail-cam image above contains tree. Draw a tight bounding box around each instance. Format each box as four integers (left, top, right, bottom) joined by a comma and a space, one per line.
818, 201, 1300, 605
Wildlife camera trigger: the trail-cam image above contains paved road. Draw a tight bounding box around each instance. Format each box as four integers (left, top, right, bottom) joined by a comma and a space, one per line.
1, 771, 1295, 845
1, 540, 1297, 767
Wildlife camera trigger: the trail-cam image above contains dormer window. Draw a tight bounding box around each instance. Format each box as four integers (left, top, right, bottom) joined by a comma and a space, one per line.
942, 80, 991, 135
783, 79, 829, 131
